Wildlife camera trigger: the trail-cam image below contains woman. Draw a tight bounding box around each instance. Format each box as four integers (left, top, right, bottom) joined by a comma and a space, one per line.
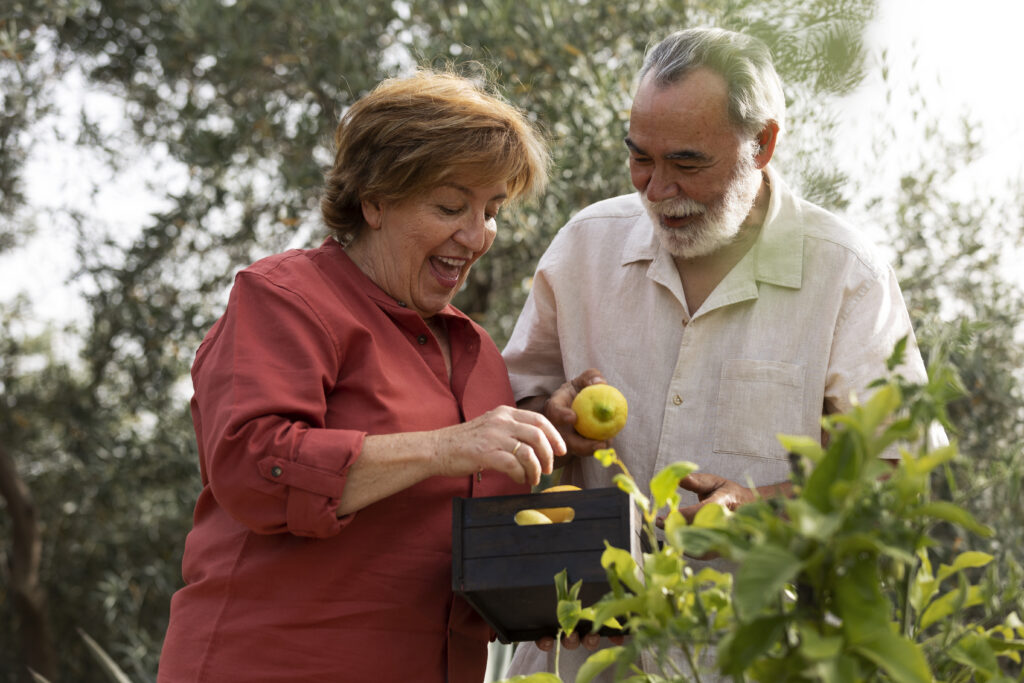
158, 70, 563, 682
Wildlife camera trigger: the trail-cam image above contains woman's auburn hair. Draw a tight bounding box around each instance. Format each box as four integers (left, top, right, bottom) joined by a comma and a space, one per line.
320, 69, 550, 242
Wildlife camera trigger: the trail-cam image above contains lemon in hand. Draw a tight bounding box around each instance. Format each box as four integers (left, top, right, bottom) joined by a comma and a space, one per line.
571, 384, 628, 441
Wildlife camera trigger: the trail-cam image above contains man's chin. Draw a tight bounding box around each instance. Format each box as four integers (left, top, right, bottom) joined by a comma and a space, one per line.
657, 223, 733, 259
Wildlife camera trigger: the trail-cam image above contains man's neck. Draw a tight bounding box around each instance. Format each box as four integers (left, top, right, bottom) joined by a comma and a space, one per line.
673, 172, 771, 314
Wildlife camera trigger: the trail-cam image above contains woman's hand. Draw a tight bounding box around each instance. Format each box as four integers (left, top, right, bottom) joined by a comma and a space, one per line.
432, 405, 566, 486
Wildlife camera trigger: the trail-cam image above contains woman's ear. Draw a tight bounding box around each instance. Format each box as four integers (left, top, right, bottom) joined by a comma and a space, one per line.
361, 198, 383, 230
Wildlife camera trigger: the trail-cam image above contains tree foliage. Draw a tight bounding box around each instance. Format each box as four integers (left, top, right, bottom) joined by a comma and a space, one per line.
3, 0, 1022, 681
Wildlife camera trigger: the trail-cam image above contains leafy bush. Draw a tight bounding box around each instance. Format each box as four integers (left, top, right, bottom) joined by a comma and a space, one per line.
506, 344, 1024, 682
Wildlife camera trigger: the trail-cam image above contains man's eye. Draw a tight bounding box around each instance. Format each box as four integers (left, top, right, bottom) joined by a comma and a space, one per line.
439, 205, 461, 215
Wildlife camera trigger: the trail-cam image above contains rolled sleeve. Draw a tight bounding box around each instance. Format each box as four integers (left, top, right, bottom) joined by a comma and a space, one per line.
194, 270, 364, 538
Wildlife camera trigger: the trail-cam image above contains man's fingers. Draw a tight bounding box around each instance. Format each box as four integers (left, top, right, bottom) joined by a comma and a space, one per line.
679, 473, 723, 497
570, 368, 606, 392
536, 636, 555, 652
561, 632, 581, 649
678, 501, 703, 524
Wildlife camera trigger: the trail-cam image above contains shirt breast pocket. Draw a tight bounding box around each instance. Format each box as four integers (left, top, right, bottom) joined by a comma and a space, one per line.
713, 359, 805, 459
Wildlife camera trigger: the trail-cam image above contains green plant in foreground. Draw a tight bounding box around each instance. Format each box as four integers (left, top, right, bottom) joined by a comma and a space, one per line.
505, 344, 1024, 682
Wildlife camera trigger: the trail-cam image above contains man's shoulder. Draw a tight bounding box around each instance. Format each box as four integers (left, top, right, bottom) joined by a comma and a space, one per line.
795, 198, 891, 276
567, 193, 645, 227
542, 193, 648, 263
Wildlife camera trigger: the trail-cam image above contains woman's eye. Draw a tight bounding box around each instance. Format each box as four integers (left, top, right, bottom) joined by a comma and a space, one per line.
439, 205, 461, 215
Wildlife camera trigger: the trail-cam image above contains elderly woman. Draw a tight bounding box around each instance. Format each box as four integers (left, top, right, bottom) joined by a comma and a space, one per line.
157, 70, 563, 682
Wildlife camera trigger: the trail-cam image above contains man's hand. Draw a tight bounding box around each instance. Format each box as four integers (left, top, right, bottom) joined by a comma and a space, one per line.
536, 632, 625, 652
519, 368, 609, 459
677, 473, 759, 523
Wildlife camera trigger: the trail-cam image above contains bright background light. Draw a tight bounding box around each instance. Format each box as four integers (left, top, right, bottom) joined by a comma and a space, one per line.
3, 0, 1023, 331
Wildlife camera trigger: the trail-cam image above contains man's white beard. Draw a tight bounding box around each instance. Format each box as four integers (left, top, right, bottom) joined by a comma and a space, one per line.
641, 151, 762, 259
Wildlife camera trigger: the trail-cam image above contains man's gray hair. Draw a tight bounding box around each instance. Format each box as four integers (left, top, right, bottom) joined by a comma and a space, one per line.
639, 27, 786, 138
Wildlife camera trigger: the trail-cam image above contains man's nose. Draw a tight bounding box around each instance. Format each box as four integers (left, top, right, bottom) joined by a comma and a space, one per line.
644, 167, 680, 203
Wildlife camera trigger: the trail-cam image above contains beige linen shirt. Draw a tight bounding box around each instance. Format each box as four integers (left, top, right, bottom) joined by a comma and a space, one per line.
502, 166, 930, 679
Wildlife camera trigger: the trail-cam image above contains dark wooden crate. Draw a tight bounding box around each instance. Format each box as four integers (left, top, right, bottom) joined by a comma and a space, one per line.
452, 487, 645, 644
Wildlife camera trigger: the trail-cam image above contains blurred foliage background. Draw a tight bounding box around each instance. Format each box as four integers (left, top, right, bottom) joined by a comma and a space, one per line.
1, 1, 1021, 681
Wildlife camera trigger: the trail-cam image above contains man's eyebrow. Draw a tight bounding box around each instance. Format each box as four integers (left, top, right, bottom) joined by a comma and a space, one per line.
624, 137, 710, 163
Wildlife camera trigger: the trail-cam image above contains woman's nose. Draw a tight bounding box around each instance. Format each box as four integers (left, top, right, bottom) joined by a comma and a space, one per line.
455, 213, 489, 251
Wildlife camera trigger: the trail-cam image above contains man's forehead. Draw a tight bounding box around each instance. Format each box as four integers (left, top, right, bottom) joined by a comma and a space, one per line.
632, 68, 730, 116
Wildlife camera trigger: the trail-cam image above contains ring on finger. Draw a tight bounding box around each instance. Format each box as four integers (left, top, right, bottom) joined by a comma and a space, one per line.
511, 440, 522, 456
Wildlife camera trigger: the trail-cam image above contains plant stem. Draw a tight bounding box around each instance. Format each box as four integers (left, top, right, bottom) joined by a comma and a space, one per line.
681, 643, 704, 683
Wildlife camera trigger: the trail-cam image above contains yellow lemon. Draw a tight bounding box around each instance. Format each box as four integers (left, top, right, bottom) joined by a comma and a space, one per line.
535, 506, 575, 523
514, 509, 554, 525
535, 484, 580, 522
571, 384, 628, 441
541, 484, 582, 493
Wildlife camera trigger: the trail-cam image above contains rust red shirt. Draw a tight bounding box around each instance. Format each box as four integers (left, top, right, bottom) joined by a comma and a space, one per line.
158, 238, 524, 682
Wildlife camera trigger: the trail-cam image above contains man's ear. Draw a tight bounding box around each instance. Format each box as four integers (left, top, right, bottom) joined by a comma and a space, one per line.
753, 121, 780, 168
361, 197, 383, 230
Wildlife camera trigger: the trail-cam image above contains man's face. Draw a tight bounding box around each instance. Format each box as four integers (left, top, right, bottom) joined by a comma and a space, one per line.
626, 68, 762, 259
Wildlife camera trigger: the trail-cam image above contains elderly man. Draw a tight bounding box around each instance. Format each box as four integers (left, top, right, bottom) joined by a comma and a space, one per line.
502, 27, 931, 680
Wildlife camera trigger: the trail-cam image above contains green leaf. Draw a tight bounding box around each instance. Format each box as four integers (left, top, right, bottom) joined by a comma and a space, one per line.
948, 631, 999, 678
777, 434, 825, 464
611, 473, 650, 512
733, 544, 803, 620
719, 615, 787, 676
692, 501, 730, 529
909, 501, 994, 537
910, 550, 938, 615
797, 623, 844, 660
903, 441, 958, 476
887, 335, 909, 370
853, 629, 932, 683
834, 557, 889, 643
936, 550, 994, 582
557, 597, 583, 635
785, 498, 841, 541
645, 549, 684, 590
576, 646, 626, 683
601, 543, 644, 595
921, 584, 985, 630
590, 595, 644, 632
593, 448, 618, 468
859, 383, 902, 435
809, 653, 861, 683
650, 461, 699, 508
502, 674, 563, 683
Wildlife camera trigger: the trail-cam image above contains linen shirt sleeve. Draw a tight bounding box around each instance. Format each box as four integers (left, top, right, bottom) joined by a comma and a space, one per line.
191, 270, 364, 538
825, 263, 932, 450
503, 266, 570, 402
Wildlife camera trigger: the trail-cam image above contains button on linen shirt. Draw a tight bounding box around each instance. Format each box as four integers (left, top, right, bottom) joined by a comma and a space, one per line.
159, 238, 524, 683
502, 167, 930, 679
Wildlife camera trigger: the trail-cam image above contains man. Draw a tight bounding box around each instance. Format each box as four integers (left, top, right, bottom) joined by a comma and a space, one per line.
502, 27, 931, 680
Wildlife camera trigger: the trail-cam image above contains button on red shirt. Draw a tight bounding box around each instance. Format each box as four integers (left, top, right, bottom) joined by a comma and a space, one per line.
158, 238, 525, 682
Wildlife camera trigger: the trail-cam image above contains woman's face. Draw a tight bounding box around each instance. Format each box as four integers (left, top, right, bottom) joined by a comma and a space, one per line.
357, 176, 507, 318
